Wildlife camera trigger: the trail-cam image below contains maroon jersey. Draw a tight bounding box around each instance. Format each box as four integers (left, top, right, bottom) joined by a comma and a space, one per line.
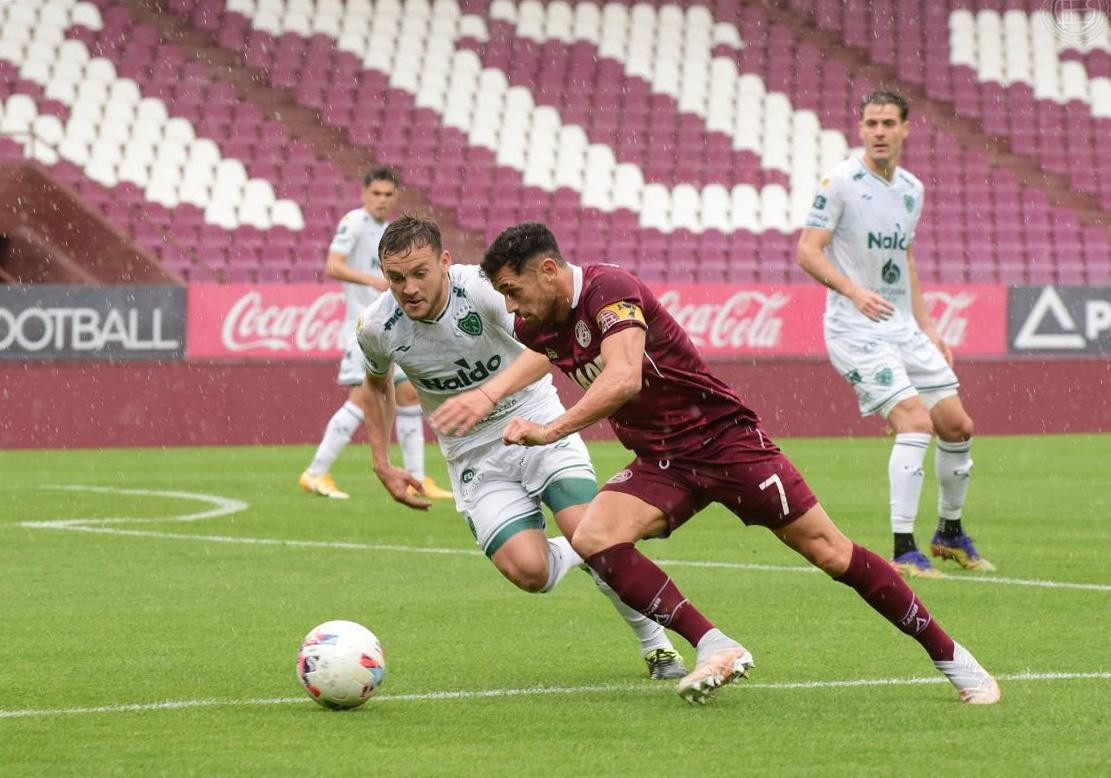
516, 264, 759, 458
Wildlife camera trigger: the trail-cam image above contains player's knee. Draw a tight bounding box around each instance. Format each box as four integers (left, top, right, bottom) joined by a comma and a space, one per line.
495, 555, 549, 593
937, 415, 974, 442
570, 520, 610, 560
511, 565, 549, 593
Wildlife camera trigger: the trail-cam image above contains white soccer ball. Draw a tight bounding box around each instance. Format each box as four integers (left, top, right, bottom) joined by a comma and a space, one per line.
297, 620, 387, 709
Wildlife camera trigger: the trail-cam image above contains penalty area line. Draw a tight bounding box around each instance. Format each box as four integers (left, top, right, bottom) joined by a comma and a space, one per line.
1, 671, 1108, 720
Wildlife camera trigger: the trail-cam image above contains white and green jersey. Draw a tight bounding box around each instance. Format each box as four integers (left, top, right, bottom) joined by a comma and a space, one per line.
805, 156, 926, 340
330, 207, 388, 330
355, 264, 562, 460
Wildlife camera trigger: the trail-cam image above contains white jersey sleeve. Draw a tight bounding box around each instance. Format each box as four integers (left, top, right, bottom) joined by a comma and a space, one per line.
804, 172, 845, 233
354, 300, 398, 379
329, 209, 361, 257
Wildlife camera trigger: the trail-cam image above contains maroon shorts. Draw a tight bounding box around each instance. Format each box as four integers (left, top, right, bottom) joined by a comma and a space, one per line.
600, 424, 818, 534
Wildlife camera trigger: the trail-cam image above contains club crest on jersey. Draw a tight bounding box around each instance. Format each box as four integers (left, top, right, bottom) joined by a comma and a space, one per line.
607, 469, 633, 484
575, 320, 592, 347
904, 194, 915, 213
595, 301, 644, 333
456, 310, 482, 336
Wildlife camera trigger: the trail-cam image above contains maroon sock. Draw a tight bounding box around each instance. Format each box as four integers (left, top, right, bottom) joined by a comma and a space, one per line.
586, 542, 715, 647
836, 543, 955, 662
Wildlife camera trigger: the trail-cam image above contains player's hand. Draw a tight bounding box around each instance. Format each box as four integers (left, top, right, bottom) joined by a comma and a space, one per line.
373, 464, 431, 510
850, 287, 895, 321
503, 417, 552, 447
431, 390, 495, 437
927, 330, 954, 367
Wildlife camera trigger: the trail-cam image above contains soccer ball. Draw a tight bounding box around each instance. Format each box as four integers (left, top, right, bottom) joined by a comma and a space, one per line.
297, 620, 387, 710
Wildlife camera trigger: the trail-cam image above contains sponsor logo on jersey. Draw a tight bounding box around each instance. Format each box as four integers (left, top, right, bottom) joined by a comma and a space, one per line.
595, 301, 645, 333
607, 469, 634, 484
574, 320, 592, 347
570, 355, 605, 390
456, 310, 483, 336
384, 307, 404, 331
811, 194, 827, 210
868, 231, 909, 251
882, 258, 902, 284
420, 355, 503, 391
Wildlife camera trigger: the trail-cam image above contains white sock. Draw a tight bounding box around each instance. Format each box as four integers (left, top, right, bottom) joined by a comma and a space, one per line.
695, 627, 742, 663
540, 536, 582, 593
587, 568, 674, 655
936, 439, 974, 521
395, 404, 425, 482
308, 401, 363, 476
889, 432, 930, 534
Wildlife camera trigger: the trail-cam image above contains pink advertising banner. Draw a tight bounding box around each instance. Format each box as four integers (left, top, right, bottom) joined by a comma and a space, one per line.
186, 282, 1009, 360
187, 284, 349, 359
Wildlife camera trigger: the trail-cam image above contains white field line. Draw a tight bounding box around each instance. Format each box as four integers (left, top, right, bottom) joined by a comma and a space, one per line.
1, 671, 1108, 720
16, 486, 1111, 593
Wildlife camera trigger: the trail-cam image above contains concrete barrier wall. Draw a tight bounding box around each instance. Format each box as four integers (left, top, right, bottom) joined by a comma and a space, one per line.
2, 357, 1108, 450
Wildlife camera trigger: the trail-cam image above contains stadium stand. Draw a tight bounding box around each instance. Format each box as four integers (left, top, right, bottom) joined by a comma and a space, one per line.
1, 0, 1108, 284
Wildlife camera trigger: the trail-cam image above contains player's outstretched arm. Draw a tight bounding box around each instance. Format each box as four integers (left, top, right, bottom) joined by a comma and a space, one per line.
906, 245, 952, 365
504, 327, 645, 447
363, 372, 430, 510
324, 250, 389, 291
431, 348, 552, 437
797, 228, 894, 321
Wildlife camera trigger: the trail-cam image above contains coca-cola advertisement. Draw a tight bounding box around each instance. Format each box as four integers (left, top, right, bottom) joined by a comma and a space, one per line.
653, 284, 826, 356
186, 282, 1009, 360
187, 284, 349, 359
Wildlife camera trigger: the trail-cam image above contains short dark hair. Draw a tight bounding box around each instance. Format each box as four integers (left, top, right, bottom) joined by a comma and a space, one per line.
860, 90, 909, 121
364, 166, 400, 188
481, 222, 564, 281
378, 214, 442, 261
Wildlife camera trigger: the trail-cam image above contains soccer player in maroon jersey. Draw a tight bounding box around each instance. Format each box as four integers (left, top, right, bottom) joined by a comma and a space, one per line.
432, 223, 1001, 705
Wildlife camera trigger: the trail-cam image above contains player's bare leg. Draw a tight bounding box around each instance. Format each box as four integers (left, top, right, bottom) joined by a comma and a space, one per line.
551, 500, 686, 680
490, 527, 573, 593
572, 491, 752, 703
774, 504, 1000, 703
886, 397, 941, 577
300, 382, 367, 499
929, 395, 994, 571
395, 379, 452, 500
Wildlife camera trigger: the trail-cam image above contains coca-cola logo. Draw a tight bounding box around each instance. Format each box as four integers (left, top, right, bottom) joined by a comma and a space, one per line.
657, 289, 789, 349
220, 291, 348, 352
923, 290, 975, 347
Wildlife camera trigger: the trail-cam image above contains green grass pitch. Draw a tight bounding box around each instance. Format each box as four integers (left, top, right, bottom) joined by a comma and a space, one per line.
1, 435, 1108, 775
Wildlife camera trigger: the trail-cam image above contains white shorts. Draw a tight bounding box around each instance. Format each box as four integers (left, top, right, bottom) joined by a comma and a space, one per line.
447, 434, 595, 557
338, 338, 408, 387
826, 328, 959, 418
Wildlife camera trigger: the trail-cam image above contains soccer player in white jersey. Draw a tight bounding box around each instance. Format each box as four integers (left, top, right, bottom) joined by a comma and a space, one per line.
798, 91, 994, 578
300, 168, 451, 501
355, 215, 687, 680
